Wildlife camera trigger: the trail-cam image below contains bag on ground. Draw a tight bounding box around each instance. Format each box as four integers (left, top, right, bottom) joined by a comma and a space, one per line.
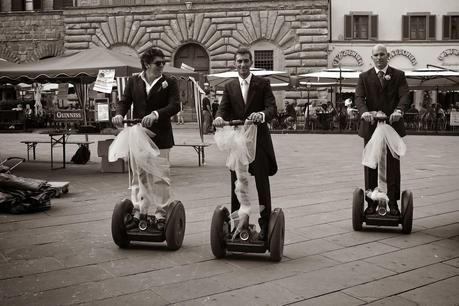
71, 145, 91, 164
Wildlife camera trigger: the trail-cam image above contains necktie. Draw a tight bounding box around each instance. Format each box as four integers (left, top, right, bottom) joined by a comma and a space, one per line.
377, 70, 385, 87
241, 79, 249, 103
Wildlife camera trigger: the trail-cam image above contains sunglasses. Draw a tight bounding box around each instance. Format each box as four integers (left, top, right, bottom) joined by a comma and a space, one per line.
152, 60, 166, 67
236, 59, 251, 64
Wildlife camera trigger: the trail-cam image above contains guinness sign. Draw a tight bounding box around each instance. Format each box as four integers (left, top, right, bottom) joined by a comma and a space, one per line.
54, 110, 84, 121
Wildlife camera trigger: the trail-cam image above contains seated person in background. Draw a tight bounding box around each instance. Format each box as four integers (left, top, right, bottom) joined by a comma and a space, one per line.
306, 101, 321, 128
404, 104, 419, 129
407, 104, 419, 114
284, 100, 297, 129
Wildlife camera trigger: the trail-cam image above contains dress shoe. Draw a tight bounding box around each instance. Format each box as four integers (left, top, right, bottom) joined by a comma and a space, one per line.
365, 205, 376, 215
388, 201, 400, 216
365, 201, 378, 215
258, 217, 268, 241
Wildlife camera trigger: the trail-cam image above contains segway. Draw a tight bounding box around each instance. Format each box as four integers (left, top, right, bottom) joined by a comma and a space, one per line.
111, 119, 186, 250
210, 120, 285, 262
352, 112, 413, 234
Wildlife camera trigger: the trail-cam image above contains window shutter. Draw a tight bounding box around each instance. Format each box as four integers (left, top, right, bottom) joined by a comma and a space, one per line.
428, 15, 436, 40
442, 15, 450, 40
63, 0, 74, 7
370, 15, 378, 40
11, 1, 25, 11
54, 0, 63, 9
402, 15, 410, 40
345, 15, 352, 40
33, 0, 42, 10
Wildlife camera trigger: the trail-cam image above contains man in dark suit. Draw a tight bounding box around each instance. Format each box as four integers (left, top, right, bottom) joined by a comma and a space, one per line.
355, 44, 410, 215
112, 47, 180, 151
112, 47, 180, 218
213, 47, 278, 240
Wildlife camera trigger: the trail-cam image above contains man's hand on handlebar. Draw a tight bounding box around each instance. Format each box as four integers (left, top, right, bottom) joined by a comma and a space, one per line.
213, 117, 224, 128
389, 109, 403, 124
141, 112, 158, 128
248, 112, 263, 123
361, 111, 374, 124
112, 114, 124, 128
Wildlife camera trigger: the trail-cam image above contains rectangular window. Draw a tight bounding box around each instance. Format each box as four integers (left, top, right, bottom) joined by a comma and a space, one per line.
443, 15, 459, 39
11, 1, 25, 11
33, 0, 42, 10
254, 50, 273, 71
353, 15, 369, 39
344, 13, 378, 40
54, 0, 74, 10
403, 14, 436, 40
410, 16, 426, 40
452, 16, 459, 39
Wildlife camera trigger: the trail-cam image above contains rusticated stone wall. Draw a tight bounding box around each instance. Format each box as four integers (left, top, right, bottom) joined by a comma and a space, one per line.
0, 0, 329, 105
0, 11, 64, 63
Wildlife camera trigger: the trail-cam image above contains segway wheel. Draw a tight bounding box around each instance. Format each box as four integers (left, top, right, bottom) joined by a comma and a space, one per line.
210, 205, 229, 259
165, 200, 186, 250
268, 208, 285, 262
401, 190, 413, 234
111, 199, 133, 248
352, 188, 364, 231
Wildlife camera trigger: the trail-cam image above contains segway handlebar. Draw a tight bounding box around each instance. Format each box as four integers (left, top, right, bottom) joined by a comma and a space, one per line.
368, 111, 388, 124
221, 119, 254, 126
122, 119, 142, 125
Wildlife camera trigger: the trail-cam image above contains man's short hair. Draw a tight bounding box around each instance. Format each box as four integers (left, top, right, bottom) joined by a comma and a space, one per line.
140, 47, 165, 70
235, 47, 252, 61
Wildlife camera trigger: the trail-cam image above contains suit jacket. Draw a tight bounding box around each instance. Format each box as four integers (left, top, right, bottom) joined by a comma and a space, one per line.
216, 75, 278, 176
355, 66, 410, 140
116, 74, 180, 149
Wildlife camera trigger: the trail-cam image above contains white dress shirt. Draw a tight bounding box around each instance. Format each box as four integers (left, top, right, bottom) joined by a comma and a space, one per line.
140, 71, 162, 118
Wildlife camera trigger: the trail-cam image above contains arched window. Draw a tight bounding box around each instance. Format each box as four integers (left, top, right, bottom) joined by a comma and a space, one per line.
173, 43, 209, 75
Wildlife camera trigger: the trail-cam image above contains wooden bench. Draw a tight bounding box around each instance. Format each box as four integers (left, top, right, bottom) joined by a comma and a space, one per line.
174, 142, 211, 166
21, 135, 94, 169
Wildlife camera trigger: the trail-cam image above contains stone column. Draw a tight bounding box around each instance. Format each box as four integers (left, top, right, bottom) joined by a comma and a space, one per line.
25, 0, 34, 11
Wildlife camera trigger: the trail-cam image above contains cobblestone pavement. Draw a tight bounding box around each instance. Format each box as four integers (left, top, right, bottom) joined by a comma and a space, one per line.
0, 127, 458, 306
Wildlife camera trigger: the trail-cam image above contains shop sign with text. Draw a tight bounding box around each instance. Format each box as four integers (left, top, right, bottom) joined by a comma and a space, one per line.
54, 110, 84, 121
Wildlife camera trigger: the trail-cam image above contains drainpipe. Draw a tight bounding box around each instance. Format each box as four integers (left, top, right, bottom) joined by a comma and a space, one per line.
328, 0, 332, 43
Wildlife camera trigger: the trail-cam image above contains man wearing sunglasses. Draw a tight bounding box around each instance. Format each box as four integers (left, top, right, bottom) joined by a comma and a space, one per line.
113, 47, 180, 218
355, 44, 410, 216
213, 47, 278, 241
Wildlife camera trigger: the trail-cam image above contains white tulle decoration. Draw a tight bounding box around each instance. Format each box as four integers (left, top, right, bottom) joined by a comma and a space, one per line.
108, 124, 171, 215
362, 121, 406, 203
214, 122, 257, 220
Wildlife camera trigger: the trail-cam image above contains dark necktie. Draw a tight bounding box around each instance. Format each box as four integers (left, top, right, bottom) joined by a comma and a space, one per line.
377, 70, 384, 87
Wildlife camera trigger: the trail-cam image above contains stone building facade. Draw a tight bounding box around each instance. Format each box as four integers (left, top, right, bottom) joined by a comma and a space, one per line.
0, 0, 329, 108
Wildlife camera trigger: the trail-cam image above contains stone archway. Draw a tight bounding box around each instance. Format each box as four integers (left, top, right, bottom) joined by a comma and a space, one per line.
173, 43, 209, 122
174, 43, 209, 75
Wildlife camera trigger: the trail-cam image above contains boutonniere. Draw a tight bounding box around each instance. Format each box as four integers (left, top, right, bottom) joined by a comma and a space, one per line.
162, 80, 168, 89
384, 74, 391, 81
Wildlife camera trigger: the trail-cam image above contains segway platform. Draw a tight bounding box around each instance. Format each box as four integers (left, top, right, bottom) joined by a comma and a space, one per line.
111, 199, 186, 250
210, 205, 285, 262
352, 188, 413, 234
